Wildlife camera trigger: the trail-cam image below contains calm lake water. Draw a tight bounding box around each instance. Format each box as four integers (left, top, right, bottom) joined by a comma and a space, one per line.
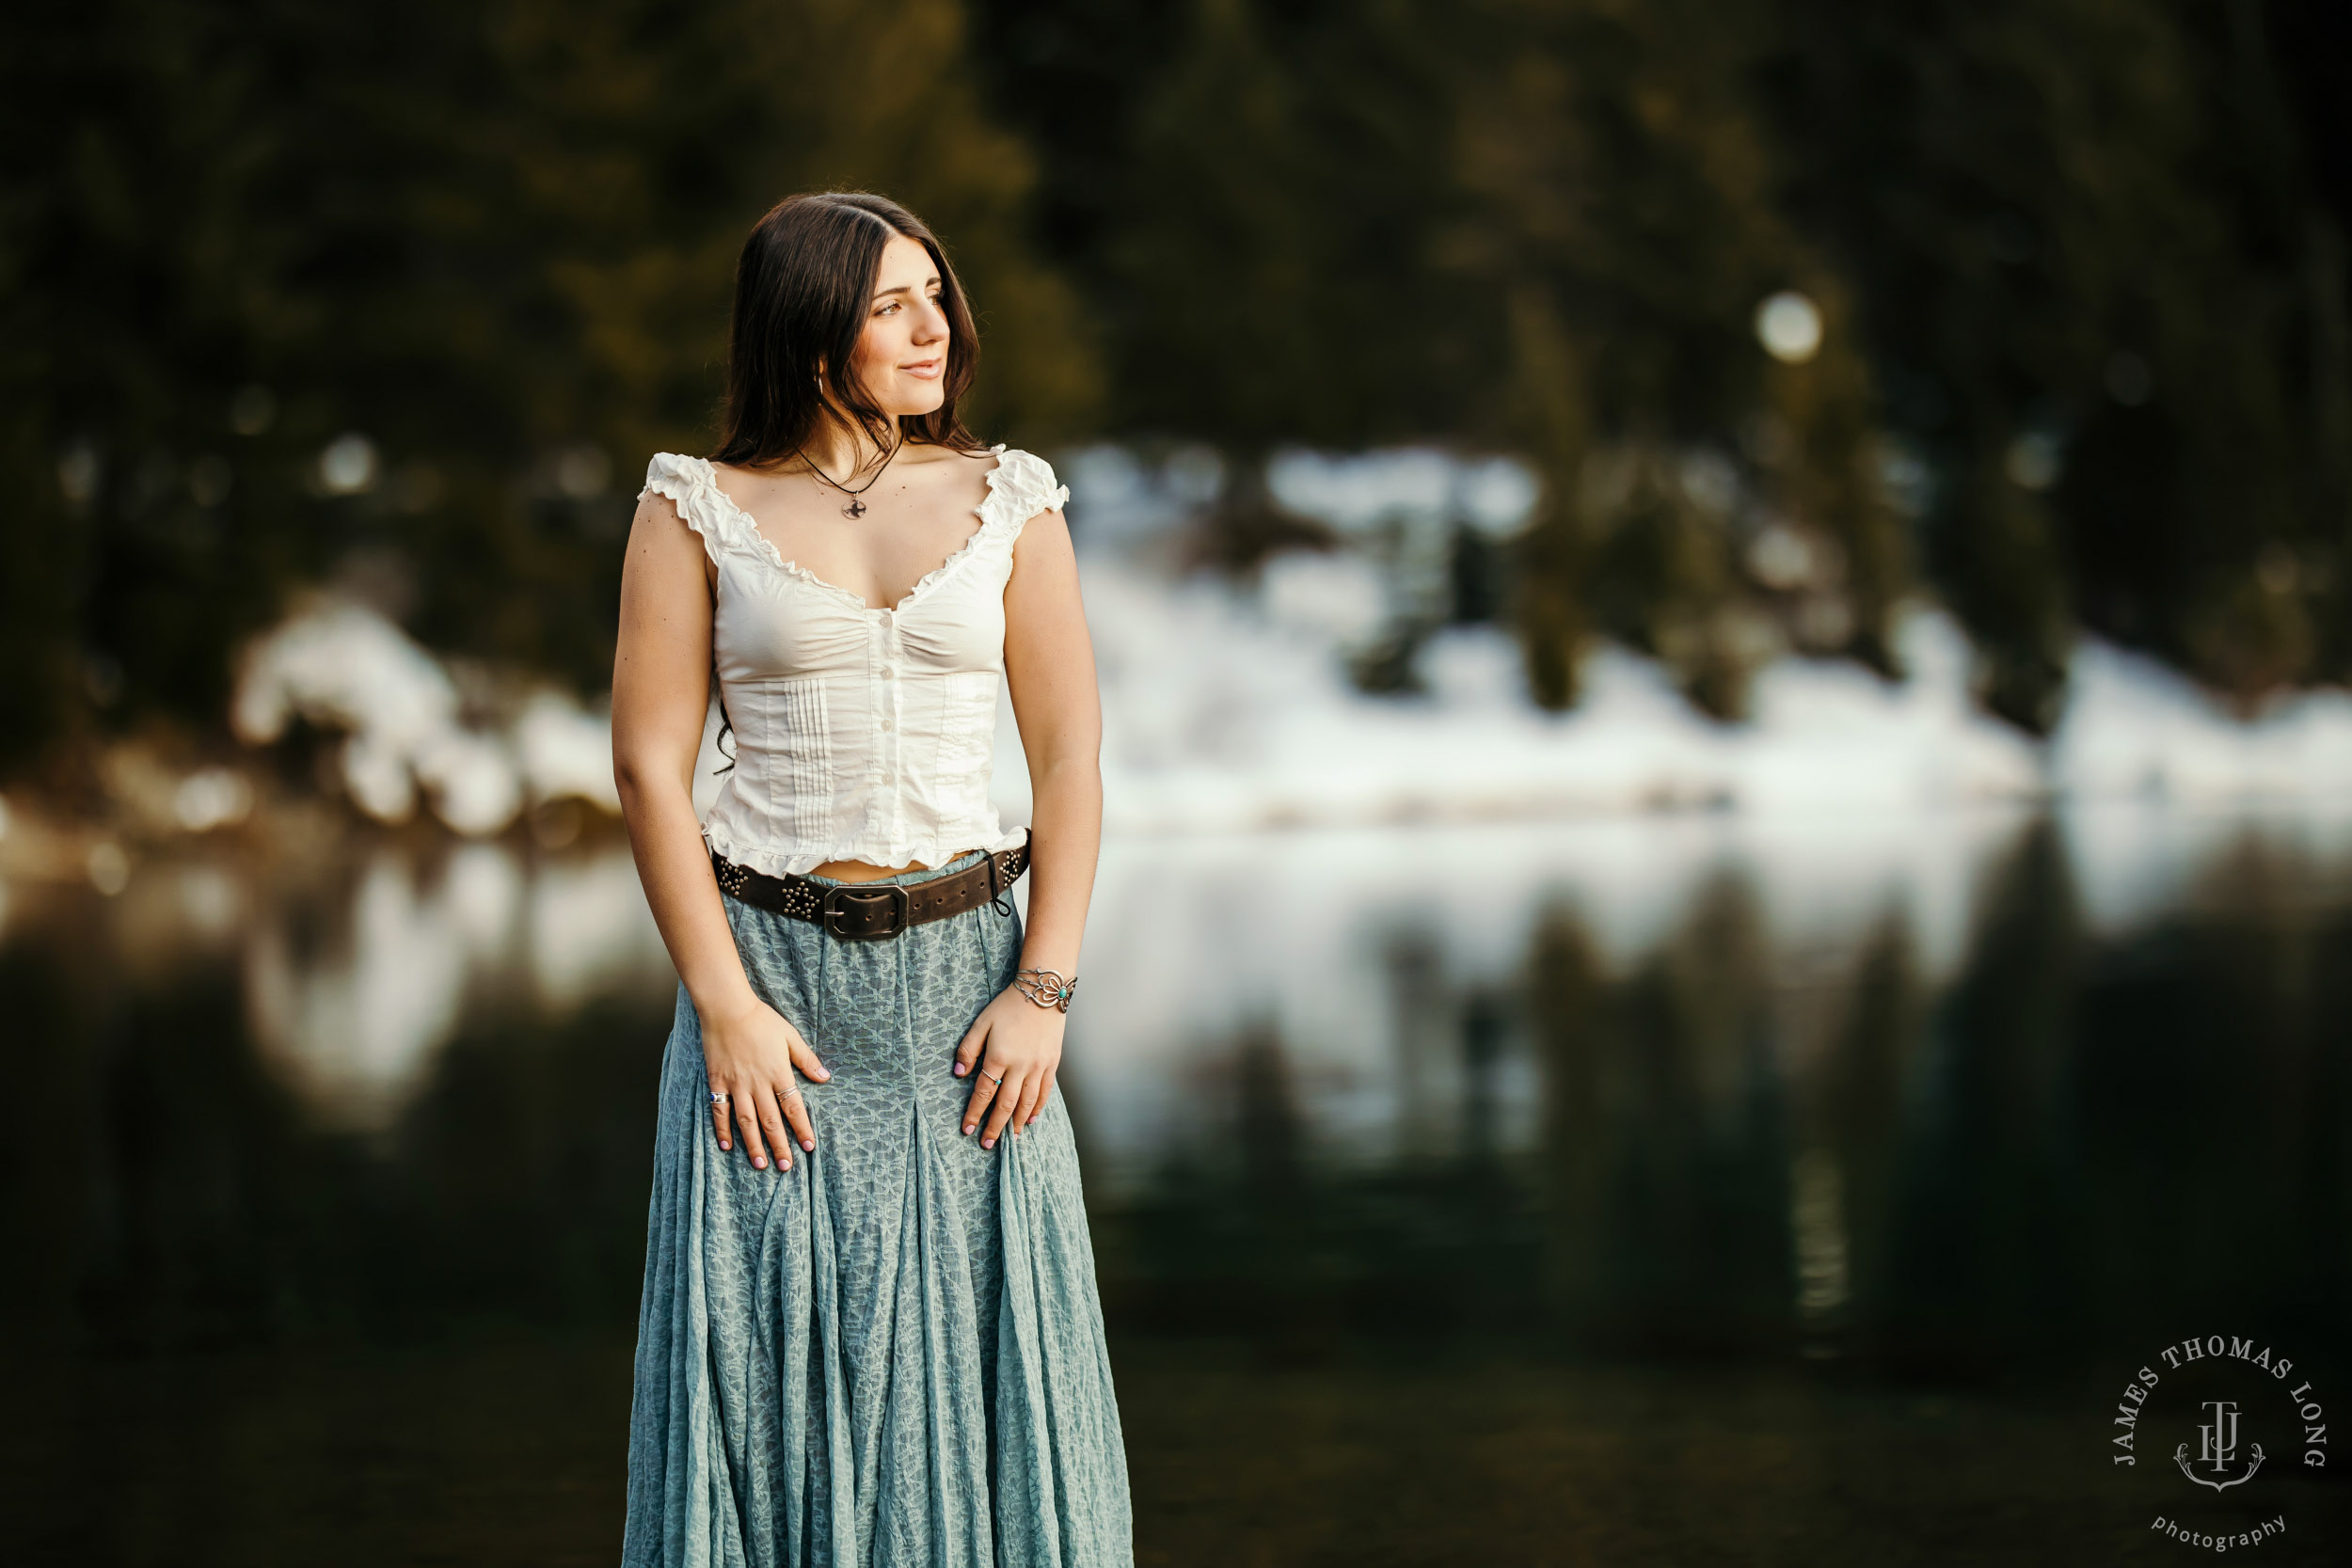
4, 804, 2346, 1565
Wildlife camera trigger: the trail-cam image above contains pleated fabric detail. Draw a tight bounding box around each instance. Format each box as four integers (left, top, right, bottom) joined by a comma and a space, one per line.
621, 853, 1134, 1568
636, 446, 1057, 880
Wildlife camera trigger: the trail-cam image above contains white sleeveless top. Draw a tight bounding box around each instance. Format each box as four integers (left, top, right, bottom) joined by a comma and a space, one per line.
640, 444, 1068, 877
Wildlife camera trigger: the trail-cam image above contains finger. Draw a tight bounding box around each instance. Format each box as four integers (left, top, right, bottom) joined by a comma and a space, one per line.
779, 1080, 816, 1153
1014, 1069, 1048, 1132
709, 1085, 733, 1150
786, 1034, 833, 1085
962, 1068, 1001, 1136
756, 1085, 793, 1171
733, 1090, 771, 1169
1025, 1068, 1057, 1127
1007, 1067, 1044, 1142
981, 1070, 1028, 1148
953, 1018, 990, 1078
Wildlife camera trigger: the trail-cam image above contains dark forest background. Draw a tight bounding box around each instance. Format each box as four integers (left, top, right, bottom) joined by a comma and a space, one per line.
5, 0, 2347, 778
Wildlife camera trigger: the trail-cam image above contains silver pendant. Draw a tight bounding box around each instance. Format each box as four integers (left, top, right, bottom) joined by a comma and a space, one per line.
844, 498, 866, 518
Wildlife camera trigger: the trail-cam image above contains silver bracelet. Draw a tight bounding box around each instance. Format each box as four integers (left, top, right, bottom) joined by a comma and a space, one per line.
1013, 967, 1076, 1012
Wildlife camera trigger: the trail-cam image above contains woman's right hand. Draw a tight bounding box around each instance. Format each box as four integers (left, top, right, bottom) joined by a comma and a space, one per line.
700, 995, 831, 1170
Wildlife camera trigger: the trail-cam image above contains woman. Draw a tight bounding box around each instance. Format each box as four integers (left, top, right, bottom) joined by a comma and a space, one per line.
610, 191, 1132, 1567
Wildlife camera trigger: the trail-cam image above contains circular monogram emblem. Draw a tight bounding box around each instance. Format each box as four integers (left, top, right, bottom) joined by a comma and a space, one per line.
2110, 1335, 2328, 1552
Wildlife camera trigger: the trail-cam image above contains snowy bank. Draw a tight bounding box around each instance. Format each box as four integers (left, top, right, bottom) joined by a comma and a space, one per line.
224, 527, 2352, 842
1004, 557, 2046, 838
232, 599, 618, 836
988, 550, 2351, 843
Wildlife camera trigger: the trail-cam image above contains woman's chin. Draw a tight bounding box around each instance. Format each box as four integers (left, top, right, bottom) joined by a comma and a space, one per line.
887, 384, 948, 420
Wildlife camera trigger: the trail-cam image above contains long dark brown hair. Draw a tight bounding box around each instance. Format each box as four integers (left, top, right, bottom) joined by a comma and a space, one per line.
709, 192, 986, 470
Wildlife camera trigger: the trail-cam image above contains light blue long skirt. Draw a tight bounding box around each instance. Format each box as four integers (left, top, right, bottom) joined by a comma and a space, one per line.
620, 850, 1134, 1568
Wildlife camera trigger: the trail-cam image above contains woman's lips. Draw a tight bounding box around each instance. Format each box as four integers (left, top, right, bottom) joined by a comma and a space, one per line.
901, 358, 943, 379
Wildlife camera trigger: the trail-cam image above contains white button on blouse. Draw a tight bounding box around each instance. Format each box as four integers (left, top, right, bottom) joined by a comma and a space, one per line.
640, 444, 1068, 878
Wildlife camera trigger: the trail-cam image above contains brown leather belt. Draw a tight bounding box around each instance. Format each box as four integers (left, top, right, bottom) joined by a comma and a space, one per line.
710, 831, 1030, 941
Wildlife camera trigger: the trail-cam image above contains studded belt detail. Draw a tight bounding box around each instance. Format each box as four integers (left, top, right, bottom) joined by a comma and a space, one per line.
711, 832, 1030, 941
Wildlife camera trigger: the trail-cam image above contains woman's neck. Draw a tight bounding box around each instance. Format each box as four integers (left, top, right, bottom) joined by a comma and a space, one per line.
799, 409, 901, 483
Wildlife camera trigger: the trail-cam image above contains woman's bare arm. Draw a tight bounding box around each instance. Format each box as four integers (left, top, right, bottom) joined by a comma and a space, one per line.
951, 504, 1104, 1145
612, 491, 829, 1171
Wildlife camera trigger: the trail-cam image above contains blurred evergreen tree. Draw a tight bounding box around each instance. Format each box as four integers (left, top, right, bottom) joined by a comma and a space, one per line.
1029, 0, 1901, 715
1, 0, 1092, 772
1451, 0, 1904, 713
979, 0, 2344, 725
8, 0, 2346, 768
1772, 0, 2349, 726
2275, 0, 2352, 678
1106, 0, 1484, 447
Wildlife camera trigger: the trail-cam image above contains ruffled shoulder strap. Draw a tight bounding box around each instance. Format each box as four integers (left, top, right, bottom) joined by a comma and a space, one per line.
977, 445, 1069, 539
640, 452, 773, 566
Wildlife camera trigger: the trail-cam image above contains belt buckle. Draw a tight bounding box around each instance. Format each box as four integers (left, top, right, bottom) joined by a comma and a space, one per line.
819, 882, 911, 940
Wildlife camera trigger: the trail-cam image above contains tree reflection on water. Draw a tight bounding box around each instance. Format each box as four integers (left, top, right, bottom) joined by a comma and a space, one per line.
1, 810, 2345, 1564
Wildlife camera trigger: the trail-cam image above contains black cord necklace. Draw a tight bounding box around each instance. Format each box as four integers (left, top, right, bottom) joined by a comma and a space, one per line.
795, 437, 900, 517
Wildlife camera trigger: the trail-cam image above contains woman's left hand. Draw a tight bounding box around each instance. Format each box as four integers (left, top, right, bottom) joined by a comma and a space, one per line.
953, 986, 1066, 1148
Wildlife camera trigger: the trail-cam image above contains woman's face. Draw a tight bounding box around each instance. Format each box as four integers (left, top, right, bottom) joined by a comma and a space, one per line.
847, 233, 950, 419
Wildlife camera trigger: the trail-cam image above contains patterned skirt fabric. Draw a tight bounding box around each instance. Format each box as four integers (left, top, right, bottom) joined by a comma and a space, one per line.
621, 850, 1135, 1568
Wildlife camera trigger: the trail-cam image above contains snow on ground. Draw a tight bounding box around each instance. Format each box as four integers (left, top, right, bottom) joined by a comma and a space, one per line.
231, 598, 618, 836
991, 555, 2046, 840
223, 451, 2352, 838
988, 551, 2351, 844
2051, 637, 2352, 801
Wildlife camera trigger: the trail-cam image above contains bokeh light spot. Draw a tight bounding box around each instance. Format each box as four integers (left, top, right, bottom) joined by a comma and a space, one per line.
1755, 291, 1823, 364
320, 433, 381, 496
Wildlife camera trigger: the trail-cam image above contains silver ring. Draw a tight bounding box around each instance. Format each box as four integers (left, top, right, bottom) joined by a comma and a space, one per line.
709, 1090, 729, 1105
780, 1085, 803, 1101
981, 1069, 1003, 1085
